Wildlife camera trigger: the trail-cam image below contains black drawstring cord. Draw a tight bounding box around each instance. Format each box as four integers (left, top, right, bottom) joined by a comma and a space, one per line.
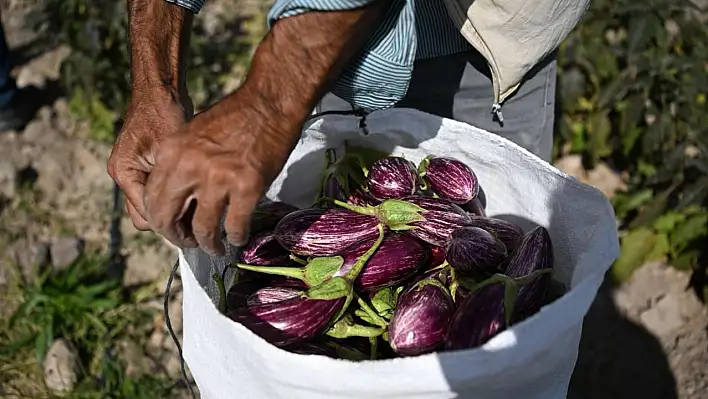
307, 106, 370, 135
164, 259, 197, 399
163, 103, 369, 399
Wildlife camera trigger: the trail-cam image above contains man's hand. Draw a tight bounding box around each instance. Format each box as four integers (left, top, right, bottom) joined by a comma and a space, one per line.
109, 0, 193, 230
143, 85, 293, 255
140, 3, 391, 256
107, 87, 192, 231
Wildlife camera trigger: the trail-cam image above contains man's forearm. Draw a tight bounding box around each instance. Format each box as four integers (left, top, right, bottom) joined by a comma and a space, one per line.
234, 2, 391, 134
128, 0, 193, 102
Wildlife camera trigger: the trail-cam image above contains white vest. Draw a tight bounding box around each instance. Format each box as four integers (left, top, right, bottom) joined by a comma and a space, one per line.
443, 0, 589, 111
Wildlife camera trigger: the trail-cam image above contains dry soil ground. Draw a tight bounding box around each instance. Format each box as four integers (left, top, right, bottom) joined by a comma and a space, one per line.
0, 1, 706, 398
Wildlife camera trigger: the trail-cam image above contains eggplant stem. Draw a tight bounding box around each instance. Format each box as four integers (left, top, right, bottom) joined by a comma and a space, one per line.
344, 224, 385, 281
212, 273, 227, 314
333, 199, 376, 215
289, 254, 308, 266
356, 295, 388, 328
369, 337, 378, 360
234, 263, 305, 281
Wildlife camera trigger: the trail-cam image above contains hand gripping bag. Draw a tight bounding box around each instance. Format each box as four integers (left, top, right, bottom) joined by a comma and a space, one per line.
178, 109, 620, 399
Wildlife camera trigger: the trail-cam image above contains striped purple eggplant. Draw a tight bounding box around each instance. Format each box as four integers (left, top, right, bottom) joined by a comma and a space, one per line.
251, 201, 299, 235
335, 233, 429, 292
444, 283, 507, 350
419, 156, 479, 204
228, 278, 352, 346
226, 280, 265, 310
347, 187, 380, 207
246, 286, 301, 306
388, 278, 455, 356
465, 216, 524, 253
399, 196, 472, 247
229, 295, 347, 346
274, 208, 382, 256
503, 226, 554, 323
367, 156, 418, 200
445, 226, 508, 274
241, 231, 293, 266
332, 195, 470, 247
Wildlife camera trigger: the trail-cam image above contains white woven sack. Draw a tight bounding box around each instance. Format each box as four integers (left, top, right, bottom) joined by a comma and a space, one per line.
179, 108, 620, 399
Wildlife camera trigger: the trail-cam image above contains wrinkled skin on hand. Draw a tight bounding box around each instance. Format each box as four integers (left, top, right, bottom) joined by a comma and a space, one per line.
141, 86, 299, 256
107, 86, 193, 231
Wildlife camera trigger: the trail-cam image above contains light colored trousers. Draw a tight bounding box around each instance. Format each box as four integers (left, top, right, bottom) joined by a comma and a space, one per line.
317, 49, 557, 163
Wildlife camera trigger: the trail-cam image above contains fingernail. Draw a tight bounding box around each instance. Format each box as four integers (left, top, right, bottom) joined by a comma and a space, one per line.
227, 234, 249, 247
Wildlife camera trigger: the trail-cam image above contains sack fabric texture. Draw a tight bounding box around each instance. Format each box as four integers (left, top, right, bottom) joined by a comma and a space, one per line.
179, 109, 620, 399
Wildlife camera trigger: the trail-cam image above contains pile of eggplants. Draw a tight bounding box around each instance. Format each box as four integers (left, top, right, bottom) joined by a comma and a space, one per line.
218, 148, 563, 360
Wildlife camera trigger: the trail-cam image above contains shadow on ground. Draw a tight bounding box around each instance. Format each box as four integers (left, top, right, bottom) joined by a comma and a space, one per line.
568, 275, 678, 398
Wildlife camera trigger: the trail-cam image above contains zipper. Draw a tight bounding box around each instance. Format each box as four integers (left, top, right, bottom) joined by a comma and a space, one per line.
442, 0, 518, 123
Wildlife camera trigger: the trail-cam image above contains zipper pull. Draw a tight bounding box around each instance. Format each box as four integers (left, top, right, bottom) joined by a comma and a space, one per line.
491, 103, 504, 124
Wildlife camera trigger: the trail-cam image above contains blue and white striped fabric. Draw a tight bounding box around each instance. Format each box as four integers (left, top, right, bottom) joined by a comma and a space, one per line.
167, 0, 471, 111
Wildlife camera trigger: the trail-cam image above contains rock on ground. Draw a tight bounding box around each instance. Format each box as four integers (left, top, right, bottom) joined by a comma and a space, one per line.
43, 338, 81, 395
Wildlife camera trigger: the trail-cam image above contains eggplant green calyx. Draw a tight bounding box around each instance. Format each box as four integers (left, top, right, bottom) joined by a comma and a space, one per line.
233, 256, 344, 287
306, 276, 352, 301
326, 314, 385, 339
333, 199, 426, 231
355, 296, 389, 328
370, 287, 397, 318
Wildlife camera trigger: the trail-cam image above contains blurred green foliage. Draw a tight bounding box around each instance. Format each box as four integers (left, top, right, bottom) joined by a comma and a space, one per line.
0, 255, 172, 398
555, 0, 708, 301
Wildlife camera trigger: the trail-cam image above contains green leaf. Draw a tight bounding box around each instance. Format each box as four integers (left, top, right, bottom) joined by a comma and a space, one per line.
671, 250, 699, 271
587, 110, 613, 161
653, 212, 686, 233
627, 13, 662, 54
670, 213, 708, 255
646, 233, 670, 262
35, 328, 47, 364
612, 227, 656, 282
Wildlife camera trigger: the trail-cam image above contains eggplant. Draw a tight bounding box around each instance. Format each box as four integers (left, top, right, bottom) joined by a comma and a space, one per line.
241, 231, 293, 266
367, 156, 418, 200
251, 201, 299, 235
274, 208, 382, 256
228, 278, 352, 346
226, 280, 265, 310
335, 233, 428, 292
333, 195, 471, 247
347, 187, 380, 207
462, 198, 486, 217
400, 196, 472, 247
419, 156, 479, 204
503, 226, 554, 323
246, 286, 301, 306
445, 226, 507, 274
465, 216, 524, 253
236, 225, 386, 288
444, 283, 507, 350
388, 278, 455, 356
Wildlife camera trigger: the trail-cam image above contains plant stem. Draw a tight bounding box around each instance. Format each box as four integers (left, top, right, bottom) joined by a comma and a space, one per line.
333, 199, 376, 215
343, 224, 385, 281
234, 263, 305, 281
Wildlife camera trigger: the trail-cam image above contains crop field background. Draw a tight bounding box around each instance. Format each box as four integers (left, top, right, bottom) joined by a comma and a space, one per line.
0, 0, 706, 397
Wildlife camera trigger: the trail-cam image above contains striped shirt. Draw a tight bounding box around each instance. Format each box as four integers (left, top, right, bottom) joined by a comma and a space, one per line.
166, 0, 472, 111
